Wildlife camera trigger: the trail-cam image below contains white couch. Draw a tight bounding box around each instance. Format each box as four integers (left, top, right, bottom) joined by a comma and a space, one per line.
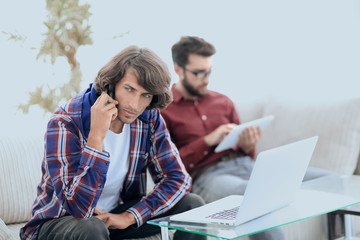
1, 96, 360, 240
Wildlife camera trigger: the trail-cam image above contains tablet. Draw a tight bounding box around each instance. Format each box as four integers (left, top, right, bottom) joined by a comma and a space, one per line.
214, 115, 275, 153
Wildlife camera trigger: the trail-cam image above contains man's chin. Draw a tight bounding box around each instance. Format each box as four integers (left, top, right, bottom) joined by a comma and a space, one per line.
198, 89, 208, 97
118, 116, 137, 124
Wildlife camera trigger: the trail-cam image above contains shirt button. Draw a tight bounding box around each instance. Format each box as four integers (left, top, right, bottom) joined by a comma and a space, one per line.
201, 115, 207, 121
189, 163, 194, 168
204, 151, 208, 156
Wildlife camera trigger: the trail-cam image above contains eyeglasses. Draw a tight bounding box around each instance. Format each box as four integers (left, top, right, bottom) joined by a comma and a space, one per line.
183, 67, 212, 80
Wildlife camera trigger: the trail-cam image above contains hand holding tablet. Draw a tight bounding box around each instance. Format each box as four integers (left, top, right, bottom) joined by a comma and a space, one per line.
214, 115, 275, 153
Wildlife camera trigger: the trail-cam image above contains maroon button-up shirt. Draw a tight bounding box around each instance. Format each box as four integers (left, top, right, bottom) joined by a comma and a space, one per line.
161, 85, 254, 175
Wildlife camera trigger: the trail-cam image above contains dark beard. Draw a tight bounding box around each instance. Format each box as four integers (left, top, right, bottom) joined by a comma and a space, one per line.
183, 75, 206, 97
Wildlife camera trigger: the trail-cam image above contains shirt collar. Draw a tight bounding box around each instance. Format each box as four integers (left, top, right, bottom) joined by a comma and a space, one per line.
171, 84, 184, 103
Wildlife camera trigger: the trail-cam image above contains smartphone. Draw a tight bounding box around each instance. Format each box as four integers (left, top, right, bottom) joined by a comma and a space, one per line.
106, 86, 115, 99
105, 86, 115, 106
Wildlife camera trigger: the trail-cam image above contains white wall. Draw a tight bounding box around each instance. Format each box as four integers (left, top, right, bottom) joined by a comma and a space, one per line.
1, 0, 360, 136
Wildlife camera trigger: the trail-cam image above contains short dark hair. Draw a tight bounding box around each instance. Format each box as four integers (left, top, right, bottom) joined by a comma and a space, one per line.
94, 46, 172, 110
171, 36, 216, 67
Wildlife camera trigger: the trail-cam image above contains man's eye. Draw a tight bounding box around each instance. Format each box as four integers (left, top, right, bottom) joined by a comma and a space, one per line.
125, 87, 132, 91
143, 93, 152, 98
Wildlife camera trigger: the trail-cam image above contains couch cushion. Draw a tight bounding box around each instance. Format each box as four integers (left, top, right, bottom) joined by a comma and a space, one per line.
0, 218, 12, 240
0, 135, 44, 224
4, 222, 24, 240
256, 97, 360, 175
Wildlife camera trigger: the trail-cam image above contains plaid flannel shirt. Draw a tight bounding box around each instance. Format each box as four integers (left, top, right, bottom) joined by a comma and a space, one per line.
20, 84, 191, 240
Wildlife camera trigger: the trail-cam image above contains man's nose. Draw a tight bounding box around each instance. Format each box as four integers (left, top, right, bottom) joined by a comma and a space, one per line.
129, 95, 140, 110
202, 75, 210, 84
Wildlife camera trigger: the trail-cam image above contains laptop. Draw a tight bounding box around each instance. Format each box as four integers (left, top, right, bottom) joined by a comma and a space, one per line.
170, 136, 319, 226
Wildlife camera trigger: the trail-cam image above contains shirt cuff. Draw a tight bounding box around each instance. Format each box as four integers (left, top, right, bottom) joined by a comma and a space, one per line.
126, 201, 152, 227
80, 145, 110, 171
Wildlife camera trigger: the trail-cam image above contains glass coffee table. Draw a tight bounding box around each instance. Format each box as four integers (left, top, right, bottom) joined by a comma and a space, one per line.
148, 175, 360, 240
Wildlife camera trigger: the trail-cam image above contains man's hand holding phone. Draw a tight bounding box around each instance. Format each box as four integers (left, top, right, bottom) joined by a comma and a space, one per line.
87, 92, 118, 151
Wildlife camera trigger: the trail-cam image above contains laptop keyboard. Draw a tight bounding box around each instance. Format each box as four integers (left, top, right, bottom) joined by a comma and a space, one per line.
205, 206, 240, 220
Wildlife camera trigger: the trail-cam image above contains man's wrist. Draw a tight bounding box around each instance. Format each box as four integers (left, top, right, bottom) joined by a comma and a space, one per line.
87, 133, 104, 152
204, 135, 214, 147
123, 211, 137, 226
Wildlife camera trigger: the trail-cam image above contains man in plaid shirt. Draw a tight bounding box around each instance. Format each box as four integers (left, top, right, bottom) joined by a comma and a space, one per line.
20, 46, 205, 240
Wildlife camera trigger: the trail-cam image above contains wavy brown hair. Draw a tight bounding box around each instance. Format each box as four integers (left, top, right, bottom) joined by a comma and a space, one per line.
94, 46, 172, 110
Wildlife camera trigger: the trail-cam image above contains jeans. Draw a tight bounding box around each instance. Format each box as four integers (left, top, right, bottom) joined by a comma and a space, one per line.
38, 193, 206, 240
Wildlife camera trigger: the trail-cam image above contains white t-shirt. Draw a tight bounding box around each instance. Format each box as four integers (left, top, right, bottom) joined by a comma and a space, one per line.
96, 124, 130, 212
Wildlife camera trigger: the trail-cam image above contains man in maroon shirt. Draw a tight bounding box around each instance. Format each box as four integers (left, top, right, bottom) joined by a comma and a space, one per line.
161, 36, 264, 199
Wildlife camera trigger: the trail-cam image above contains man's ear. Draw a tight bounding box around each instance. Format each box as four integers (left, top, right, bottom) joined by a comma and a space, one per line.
174, 64, 182, 75
174, 64, 184, 80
